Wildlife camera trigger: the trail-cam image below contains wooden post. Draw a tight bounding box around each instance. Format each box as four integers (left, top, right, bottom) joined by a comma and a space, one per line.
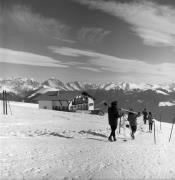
119, 117, 121, 134
154, 121, 156, 144
2, 90, 8, 115
169, 117, 175, 143
5, 91, 7, 115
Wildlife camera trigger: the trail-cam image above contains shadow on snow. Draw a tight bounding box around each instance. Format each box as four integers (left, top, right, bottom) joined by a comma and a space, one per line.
79, 130, 108, 138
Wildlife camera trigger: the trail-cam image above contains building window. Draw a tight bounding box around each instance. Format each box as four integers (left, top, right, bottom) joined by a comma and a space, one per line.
72, 96, 88, 105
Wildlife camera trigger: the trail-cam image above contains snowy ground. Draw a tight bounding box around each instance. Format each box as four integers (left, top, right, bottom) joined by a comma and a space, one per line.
1, 101, 175, 180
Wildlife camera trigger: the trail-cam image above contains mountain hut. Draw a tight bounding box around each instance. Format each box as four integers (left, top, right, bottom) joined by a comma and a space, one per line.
35, 91, 95, 112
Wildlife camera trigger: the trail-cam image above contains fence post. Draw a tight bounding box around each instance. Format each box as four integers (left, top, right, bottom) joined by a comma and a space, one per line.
5, 91, 7, 115
169, 117, 175, 142
119, 117, 121, 134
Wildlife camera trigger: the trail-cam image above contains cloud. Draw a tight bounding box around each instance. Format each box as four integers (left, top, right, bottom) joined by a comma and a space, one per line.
49, 46, 98, 57
62, 61, 84, 66
0, 48, 68, 68
77, 27, 110, 44
77, 66, 101, 72
0, 4, 70, 40
49, 46, 175, 80
54, 37, 76, 44
73, 0, 175, 47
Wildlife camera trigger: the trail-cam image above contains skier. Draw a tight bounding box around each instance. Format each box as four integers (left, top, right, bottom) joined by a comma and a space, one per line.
127, 109, 140, 139
148, 112, 154, 132
108, 101, 122, 142
142, 108, 148, 124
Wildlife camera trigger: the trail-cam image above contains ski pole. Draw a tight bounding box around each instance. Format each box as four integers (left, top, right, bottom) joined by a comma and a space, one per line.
154, 121, 156, 144
169, 117, 175, 142
121, 108, 138, 114
3, 90, 5, 115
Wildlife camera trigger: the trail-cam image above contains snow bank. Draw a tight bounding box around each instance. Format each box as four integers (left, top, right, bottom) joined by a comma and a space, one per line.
8, 101, 38, 108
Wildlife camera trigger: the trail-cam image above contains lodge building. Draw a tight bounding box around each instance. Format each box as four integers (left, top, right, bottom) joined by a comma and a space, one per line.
35, 91, 95, 112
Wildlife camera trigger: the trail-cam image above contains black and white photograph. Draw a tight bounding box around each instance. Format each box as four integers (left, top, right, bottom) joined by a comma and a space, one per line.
1, 0, 175, 179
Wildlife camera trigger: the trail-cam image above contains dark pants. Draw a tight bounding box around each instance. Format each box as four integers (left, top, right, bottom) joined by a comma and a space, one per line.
143, 117, 147, 124
109, 125, 117, 140
149, 123, 153, 131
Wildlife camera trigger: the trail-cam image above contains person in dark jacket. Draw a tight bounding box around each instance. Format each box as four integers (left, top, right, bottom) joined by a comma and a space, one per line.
142, 108, 148, 124
108, 101, 121, 142
148, 112, 154, 132
128, 109, 140, 139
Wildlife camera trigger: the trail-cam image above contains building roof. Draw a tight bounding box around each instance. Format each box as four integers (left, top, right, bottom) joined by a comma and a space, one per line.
35, 91, 95, 101
44, 91, 59, 96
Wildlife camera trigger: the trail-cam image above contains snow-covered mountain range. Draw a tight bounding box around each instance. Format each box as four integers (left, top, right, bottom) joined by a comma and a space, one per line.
0, 77, 175, 96
0, 78, 40, 96
1, 77, 175, 118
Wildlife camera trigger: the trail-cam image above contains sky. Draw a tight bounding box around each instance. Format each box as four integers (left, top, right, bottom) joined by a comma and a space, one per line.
1, 0, 175, 83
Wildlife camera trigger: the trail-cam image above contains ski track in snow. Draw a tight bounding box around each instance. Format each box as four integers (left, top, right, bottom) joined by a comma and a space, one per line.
1, 101, 175, 179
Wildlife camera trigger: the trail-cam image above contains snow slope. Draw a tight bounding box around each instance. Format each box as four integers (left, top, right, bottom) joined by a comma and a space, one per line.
27, 85, 59, 98
1, 101, 175, 179
156, 89, 169, 95
159, 101, 175, 107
